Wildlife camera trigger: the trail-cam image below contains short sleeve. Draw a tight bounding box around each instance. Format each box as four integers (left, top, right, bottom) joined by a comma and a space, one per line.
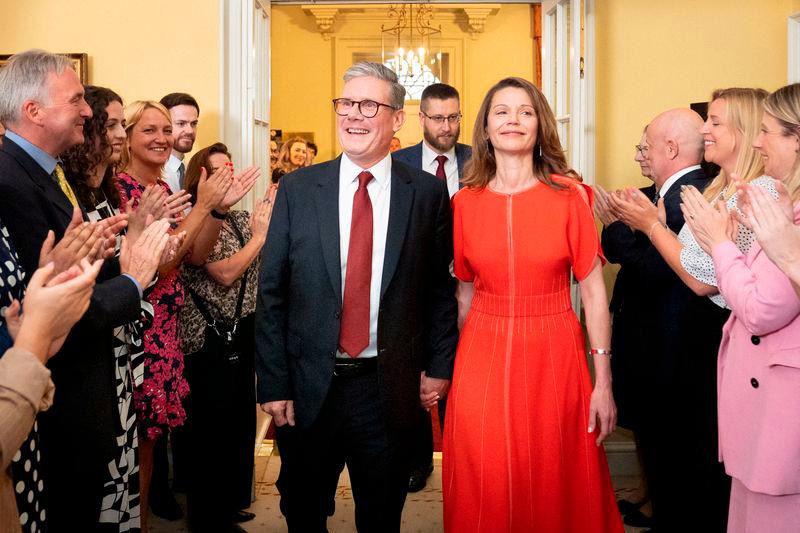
452, 192, 474, 282
567, 182, 605, 281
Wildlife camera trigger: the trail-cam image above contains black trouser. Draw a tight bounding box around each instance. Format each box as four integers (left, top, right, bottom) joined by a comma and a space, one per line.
275, 368, 412, 533
185, 314, 256, 529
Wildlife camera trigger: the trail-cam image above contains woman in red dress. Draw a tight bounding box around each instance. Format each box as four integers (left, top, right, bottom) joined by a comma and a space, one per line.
443, 77, 623, 533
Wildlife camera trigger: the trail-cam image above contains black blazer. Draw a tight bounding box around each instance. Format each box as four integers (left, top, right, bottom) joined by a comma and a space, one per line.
392, 141, 472, 183
0, 136, 141, 527
255, 156, 459, 431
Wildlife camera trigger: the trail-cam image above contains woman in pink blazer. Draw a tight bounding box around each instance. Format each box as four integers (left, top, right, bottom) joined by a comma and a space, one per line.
681, 83, 800, 532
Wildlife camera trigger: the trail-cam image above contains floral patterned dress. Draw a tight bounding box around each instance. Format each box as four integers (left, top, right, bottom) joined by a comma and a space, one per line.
117, 172, 189, 440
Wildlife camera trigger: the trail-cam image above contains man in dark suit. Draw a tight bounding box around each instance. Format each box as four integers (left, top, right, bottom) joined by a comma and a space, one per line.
393, 83, 471, 199
608, 108, 730, 532
392, 82, 471, 492
0, 50, 158, 530
256, 62, 458, 532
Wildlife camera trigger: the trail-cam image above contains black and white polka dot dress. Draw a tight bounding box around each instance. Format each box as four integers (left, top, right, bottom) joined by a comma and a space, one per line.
0, 222, 45, 533
678, 175, 778, 308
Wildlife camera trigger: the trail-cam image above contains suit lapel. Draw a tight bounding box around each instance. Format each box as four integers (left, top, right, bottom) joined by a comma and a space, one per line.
413, 142, 424, 169
380, 161, 414, 299
314, 157, 343, 303
2, 138, 74, 223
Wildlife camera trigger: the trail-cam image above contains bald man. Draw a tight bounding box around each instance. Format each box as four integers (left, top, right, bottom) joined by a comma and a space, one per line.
607, 109, 731, 532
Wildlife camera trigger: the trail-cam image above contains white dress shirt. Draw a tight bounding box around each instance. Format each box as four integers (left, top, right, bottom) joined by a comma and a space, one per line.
338, 153, 392, 358
421, 141, 459, 198
658, 164, 701, 198
162, 153, 184, 194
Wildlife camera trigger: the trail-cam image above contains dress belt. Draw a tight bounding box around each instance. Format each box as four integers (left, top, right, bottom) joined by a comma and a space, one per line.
333, 357, 378, 378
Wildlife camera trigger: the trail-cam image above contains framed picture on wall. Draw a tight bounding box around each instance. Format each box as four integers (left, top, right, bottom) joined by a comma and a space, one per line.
0, 52, 88, 84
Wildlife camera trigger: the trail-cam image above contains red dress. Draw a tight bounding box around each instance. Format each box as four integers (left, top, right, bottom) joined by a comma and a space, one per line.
443, 177, 623, 533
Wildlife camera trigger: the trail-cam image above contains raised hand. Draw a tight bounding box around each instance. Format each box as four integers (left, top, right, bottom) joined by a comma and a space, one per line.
680, 184, 733, 254
608, 187, 659, 233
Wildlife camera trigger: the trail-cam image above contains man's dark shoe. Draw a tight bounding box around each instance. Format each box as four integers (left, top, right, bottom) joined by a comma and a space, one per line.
408, 463, 434, 493
231, 510, 256, 523
150, 491, 183, 521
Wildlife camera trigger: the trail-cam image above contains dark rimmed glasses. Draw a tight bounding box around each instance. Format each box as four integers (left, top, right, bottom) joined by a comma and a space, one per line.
421, 111, 462, 125
333, 98, 397, 118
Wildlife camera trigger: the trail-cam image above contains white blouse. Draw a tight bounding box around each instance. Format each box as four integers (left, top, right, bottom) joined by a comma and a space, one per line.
678, 175, 778, 308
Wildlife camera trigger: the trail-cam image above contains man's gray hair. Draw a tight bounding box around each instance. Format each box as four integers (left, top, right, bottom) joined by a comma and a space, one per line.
343, 62, 406, 109
0, 49, 73, 125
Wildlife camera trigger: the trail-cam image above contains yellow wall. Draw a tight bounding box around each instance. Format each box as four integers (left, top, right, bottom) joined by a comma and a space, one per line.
271, 4, 535, 161
595, 0, 796, 192
0, 0, 221, 154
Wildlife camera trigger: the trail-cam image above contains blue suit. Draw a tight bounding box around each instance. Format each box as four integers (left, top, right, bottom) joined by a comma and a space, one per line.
392, 141, 472, 185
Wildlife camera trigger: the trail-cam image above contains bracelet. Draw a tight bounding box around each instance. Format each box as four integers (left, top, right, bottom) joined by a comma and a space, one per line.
210, 209, 228, 220
647, 220, 662, 240
589, 348, 612, 357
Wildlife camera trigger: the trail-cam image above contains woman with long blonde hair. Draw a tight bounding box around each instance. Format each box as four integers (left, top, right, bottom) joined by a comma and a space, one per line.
680, 82, 800, 532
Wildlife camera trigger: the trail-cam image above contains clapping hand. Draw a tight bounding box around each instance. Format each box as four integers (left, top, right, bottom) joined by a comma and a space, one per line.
196, 165, 234, 213
740, 182, 800, 271
39, 206, 106, 273
592, 184, 618, 226
219, 165, 261, 211
608, 188, 659, 233
127, 186, 192, 244
680, 185, 737, 254
119, 219, 173, 288
7, 258, 103, 360
250, 186, 277, 241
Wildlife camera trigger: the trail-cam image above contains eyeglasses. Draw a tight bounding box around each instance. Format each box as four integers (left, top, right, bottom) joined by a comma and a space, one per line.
635, 144, 649, 156
332, 98, 397, 118
421, 112, 462, 125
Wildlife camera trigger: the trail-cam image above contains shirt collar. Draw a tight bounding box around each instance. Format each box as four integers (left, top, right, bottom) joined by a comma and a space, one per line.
659, 164, 701, 197
4, 130, 58, 175
421, 140, 456, 167
340, 152, 392, 189
166, 153, 183, 172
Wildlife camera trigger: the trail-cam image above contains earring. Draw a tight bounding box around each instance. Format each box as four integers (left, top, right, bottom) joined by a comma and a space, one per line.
537, 145, 542, 158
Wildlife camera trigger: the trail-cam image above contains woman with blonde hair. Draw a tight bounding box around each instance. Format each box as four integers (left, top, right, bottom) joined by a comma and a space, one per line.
612, 87, 773, 308
116, 100, 255, 532
270, 136, 307, 183
443, 77, 622, 532
680, 82, 800, 532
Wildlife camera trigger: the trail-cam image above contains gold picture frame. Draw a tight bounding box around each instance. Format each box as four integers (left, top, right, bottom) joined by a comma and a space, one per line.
0, 53, 88, 84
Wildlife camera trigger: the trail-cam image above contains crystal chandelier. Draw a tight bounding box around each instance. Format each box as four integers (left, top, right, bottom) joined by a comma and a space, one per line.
381, 3, 442, 87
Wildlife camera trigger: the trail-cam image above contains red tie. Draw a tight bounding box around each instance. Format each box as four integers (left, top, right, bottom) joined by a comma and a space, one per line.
435, 154, 448, 180
338, 171, 374, 358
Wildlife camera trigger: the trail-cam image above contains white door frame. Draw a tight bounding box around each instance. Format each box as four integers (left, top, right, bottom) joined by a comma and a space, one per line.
789, 12, 800, 83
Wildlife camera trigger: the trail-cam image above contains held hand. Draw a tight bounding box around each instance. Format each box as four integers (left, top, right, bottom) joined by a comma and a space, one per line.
219, 166, 261, 211
419, 371, 450, 411
119, 219, 172, 288
196, 165, 234, 212
261, 400, 296, 427
588, 383, 616, 446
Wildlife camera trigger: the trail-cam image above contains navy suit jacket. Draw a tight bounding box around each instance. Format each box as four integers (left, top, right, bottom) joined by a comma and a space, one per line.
392, 141, 472, 185
255, 156, 459, 430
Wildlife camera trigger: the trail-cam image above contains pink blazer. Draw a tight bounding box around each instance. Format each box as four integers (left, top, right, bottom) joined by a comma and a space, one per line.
712, 214, 800, 496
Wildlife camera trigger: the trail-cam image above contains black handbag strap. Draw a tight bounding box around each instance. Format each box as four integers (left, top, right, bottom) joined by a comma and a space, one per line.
188, 215, 249, 328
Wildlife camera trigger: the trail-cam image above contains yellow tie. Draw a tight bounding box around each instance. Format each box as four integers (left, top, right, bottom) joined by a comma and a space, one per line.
54, 163, 78, 207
